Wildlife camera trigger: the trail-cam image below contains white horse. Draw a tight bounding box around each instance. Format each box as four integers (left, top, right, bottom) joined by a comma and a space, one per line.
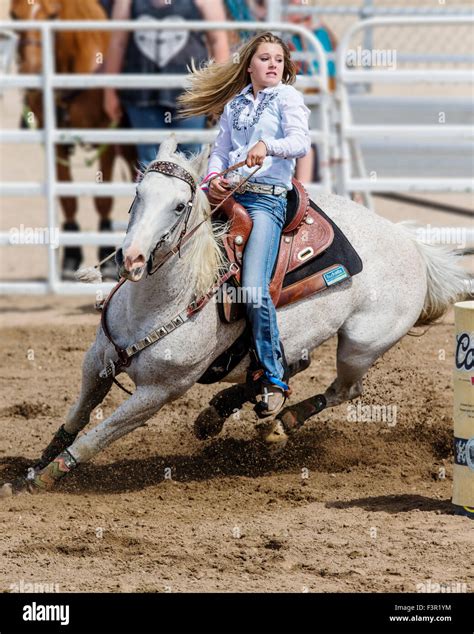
1, 135, 469, 496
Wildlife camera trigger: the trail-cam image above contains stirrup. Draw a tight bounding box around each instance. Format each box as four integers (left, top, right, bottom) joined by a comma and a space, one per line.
254, 377, 292, 419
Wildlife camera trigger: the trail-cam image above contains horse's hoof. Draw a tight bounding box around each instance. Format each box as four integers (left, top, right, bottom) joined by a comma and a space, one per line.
194, 405, 225, 440
278, 408, 300, 433
0, 483, 13, 499
0, 476, 35, 498
257, 420, 289, 452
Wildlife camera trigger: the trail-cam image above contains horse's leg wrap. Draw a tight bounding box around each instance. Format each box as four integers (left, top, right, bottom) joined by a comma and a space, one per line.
34, 425, 78, 471
194, 384, 249, 440
288, 357, 311, 378
277, 394, 327, 433
210, 384, 249, 418
29, 450, 77, 493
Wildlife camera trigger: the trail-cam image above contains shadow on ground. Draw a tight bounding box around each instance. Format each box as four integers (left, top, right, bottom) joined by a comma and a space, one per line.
326, 494, 454, 515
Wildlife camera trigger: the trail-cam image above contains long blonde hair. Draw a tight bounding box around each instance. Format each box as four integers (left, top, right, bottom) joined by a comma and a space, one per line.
177, 31, 297, 118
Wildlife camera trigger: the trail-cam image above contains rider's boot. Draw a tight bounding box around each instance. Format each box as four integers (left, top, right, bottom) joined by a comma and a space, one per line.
248, 342, 292, 419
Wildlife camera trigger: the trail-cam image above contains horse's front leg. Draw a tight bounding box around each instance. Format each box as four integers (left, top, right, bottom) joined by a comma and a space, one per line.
1, 384, 172, 496
33, 343, 114, 471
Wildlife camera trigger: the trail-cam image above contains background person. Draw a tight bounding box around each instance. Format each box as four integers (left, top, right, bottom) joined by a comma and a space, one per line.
285, 0, 337, 183
103, 0, 230, 165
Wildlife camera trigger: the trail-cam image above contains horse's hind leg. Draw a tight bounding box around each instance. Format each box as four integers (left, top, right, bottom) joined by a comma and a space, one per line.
278, 329, 389, 433
194, 383, 249, 440
193, 356, 312, 440
34, 345, 113, 470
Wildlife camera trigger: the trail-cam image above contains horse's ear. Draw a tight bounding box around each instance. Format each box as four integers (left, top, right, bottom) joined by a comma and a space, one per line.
192, 145, 211, 179
157, 134, 178, 159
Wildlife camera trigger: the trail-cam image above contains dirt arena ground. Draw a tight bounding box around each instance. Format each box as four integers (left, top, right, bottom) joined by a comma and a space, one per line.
0, 298, 473, 593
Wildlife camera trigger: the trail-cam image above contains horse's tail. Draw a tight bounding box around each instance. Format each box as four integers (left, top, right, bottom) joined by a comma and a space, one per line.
398, 222, 472, 326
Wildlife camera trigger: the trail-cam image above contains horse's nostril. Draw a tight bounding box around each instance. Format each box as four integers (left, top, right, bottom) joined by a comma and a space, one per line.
124, 250, 145, 271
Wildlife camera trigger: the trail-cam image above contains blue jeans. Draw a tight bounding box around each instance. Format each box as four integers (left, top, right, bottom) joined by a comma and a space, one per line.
124, 104, 207, 166
234, 191, 289, 388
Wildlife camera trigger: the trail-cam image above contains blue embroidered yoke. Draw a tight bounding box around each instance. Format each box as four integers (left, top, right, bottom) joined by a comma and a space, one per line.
207, 82, 311, 190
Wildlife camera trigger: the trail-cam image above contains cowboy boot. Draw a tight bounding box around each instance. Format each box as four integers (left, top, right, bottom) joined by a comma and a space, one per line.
61, 221, 83, 281
254, 372, 292, 419
248, 343, 292, 419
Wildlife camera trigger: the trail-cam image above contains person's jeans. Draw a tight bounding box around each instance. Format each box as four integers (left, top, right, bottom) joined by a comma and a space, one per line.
234, 191, 289, 388
124, 104, 207, 166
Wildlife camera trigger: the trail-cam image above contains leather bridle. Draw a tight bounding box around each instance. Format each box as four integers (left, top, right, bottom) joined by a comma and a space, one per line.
127, 158, 262, 277
143, 161, 196, 275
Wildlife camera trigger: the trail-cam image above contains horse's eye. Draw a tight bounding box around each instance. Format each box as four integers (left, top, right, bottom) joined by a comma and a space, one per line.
176, 203, 186, 213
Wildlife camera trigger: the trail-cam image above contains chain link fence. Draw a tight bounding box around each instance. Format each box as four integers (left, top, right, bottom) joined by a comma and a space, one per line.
283, 0, 473, 73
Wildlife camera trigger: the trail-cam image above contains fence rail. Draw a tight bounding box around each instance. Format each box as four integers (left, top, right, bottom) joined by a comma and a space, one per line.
335, 15, 474, 199
0, 19, 330, 295
0, 16, 472, 295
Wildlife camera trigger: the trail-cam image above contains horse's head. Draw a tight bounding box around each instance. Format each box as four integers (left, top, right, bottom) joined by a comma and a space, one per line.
118, 136, 210, 283
10, 0, 61, 74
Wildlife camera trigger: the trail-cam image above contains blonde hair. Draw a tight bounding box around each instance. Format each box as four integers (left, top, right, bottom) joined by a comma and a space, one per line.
177, 31, 297, 118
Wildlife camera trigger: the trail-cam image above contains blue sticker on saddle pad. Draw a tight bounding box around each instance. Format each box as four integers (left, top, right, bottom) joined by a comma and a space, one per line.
323, 265, 349, 286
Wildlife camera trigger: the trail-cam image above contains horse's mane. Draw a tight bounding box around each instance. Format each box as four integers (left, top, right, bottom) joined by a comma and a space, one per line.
141, 149, 228, 298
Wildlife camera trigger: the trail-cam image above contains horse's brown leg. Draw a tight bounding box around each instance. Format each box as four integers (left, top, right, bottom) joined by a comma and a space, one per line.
94, 143, 114, 221
56, 144, 83, 277
56, 144, 76, 222
121, 142, 138, 180
95, 144, 118, 277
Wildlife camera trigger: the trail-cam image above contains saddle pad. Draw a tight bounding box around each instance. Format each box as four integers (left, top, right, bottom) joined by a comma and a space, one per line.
282, 200, 362, 288
220, 199, 362, 320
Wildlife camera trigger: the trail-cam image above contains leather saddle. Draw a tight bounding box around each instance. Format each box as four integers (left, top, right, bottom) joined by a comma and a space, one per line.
211, 178, 358, 323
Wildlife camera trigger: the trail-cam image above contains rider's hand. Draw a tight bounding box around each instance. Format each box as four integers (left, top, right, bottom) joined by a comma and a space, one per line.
104, 88, 122, 124
208, 176, 230, 202
246, 140, 267, 167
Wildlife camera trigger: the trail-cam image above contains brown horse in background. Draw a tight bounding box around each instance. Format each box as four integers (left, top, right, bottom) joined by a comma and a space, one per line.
10, 0, 136, 279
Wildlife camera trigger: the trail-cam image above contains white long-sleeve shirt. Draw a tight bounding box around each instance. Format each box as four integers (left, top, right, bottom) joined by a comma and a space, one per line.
207, 82, 311, 190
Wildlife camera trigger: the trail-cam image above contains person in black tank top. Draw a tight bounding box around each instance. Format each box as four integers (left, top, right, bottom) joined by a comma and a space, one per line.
104, 0, 229, 164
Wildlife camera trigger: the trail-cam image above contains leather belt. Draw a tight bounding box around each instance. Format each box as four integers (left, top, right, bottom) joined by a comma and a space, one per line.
239, 182, 287, 198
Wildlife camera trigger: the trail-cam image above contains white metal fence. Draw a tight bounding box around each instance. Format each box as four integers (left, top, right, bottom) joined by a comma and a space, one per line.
281, 0, 474, 69
0, 16, 472, 295
0, 20, 330, 295
334, 15, 474, 203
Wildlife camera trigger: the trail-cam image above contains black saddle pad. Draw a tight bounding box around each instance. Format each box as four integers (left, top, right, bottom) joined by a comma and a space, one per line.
282, 199, 363, 288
